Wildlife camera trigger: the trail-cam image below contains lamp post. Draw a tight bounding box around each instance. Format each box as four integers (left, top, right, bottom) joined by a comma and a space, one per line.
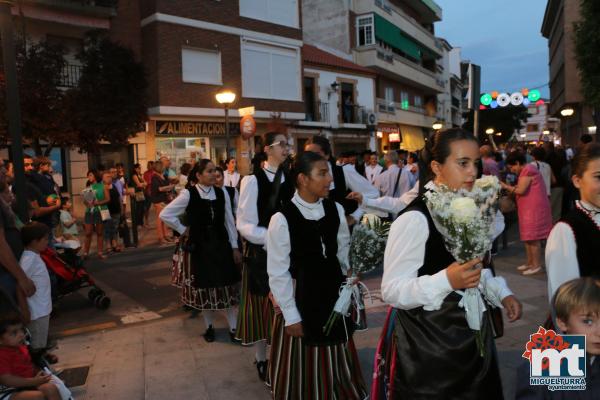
216, 90, 236, 159
560, 107, 575, 144
432, 121, 443, 131
0, 0, 28, 222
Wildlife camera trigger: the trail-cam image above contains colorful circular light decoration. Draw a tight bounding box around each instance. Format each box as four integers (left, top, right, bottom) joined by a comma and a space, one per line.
480, 93, 493, 106
491, 91, 499, 99
496, 93, 510, 107
528, 89, 541, 102
523, 98, 531, 107
535, 99, 545, 106
510, 92, 524, 106
490, 100, 498, 109
521, 88, 529, 96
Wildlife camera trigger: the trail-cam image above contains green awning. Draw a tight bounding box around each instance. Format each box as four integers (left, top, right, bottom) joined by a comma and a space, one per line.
374, 14, 422, 61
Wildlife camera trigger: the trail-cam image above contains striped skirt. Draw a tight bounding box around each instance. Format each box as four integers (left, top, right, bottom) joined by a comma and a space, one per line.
235, 266, 274, 345
370, 307, 398, 400
171, 242, 239, 310
269, 313, 368, 400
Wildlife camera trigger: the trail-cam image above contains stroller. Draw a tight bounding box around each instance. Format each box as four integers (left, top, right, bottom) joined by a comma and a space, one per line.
41, 246, 111, 310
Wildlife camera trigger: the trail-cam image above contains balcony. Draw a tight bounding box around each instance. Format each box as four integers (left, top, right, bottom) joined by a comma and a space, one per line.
354, 46, 444, 93
341, 104, 367, 124
22, 0, 117, 18
376, 98, 436, 128
304, 101, 330, 123
58, 64, 82, 88
355, 0, 442, 57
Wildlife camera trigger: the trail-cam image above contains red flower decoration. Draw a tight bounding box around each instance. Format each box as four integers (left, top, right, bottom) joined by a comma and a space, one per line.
522, 327, 570, 370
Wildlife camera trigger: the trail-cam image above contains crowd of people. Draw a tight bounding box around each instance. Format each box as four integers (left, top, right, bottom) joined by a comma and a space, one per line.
0, 128, 598, 399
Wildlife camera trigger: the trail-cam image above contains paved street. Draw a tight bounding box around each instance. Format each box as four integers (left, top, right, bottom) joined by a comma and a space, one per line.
47, 223, 551, 400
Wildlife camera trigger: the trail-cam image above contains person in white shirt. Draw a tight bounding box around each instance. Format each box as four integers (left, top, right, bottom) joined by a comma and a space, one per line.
545, 143, 600, 303
235, 131, 294, 381
364, 152, 383, 185
267, 152, 367, 398
160, 160, 242, 343
304, 136, 379, 225
375, 151, 415, 199
19, 222, 52, 350
371, 128, 522, 398
530, 147, 554, 197
223, 158, 241, 189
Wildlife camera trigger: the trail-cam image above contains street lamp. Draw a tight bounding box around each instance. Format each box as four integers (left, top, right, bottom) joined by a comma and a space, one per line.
485, 128, 494, 135
432, 121, 443, 131
216, 90, 236, 158
560, 107, 574, 117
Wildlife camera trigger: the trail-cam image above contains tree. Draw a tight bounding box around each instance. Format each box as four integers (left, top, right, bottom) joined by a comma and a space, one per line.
0, 40, 75, 155
573, 0, 600, 129
462, 106, 529, 144
68, 32, 147, 153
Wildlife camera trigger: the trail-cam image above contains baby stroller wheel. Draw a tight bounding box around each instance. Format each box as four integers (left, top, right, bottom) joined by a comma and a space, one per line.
95, 295, 111, 310
88, 288, 101, 302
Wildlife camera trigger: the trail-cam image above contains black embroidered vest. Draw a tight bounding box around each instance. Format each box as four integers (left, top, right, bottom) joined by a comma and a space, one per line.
560, 205, 600, 277
329, 162, 358, 216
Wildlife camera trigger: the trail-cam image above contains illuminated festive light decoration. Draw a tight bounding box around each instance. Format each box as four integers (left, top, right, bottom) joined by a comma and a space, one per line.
510, 92, 524, 106
523, 98, 531, 107
480, 93, 493, 106
521, 88, 529, 96
496, 93, 510, 107
490, 100, 498, 109
535, 99, 545, 106
528, 89, 541, 102
491, 91, 499, 99
479, 105, 486, 110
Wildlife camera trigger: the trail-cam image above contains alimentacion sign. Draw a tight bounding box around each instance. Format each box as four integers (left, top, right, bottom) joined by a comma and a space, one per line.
157, 121, 240, 136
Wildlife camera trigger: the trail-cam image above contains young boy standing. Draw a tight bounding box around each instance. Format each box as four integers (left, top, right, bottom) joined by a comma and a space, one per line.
19, 222, 52, 351
0, 314, 61, 399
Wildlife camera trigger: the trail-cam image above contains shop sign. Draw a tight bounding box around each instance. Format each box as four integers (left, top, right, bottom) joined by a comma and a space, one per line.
156, 121, 240, 136
377, 125, 402, 142
240, 115, 257, 139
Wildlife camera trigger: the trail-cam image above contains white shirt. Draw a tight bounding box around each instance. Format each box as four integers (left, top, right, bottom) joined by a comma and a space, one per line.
328, 163, 379, 221
267, 192, 350, 326
381, 182, 512, 311
237, 163, 285, 246
159, 184, 238, 249
365, 164, 383, 185
530, 161, 552, 196
20, 250, 52, 320
546, 201, 600, 303
224, 170, 241, 188
375, 164, 415, 198
362, 185, 419, 216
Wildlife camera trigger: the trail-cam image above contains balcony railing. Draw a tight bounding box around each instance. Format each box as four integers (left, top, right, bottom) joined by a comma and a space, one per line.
58, 64, 82, 88
305, 101, 329, 123
41, 0, 118, 7
377, 98, 426, 115
341, 104, 367, 124
375, 45, 438, 80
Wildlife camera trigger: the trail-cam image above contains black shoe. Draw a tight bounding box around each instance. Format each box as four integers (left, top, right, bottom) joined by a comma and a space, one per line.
229, 329, 241, 343
255, 360, 268, 381
203, 325, 215, 343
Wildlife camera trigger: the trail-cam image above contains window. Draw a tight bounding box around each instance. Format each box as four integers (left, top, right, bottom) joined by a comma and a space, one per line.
527, 123, 539, 132
304, 77, 317, 121
414, 95, 423, 108
242, 40, 301, 101
181, 48, 221, 84
384, 87, 395, 111
240, 0, 298, 28
357, 15, 374, 46
400, 91, 409, 110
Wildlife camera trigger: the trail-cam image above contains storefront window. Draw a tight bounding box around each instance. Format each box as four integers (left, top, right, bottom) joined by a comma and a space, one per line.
156, 137, 209, 170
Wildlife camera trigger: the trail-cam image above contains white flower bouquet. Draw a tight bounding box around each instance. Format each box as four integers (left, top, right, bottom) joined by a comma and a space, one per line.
423, 175, 502, 356
323, 214, 391, 336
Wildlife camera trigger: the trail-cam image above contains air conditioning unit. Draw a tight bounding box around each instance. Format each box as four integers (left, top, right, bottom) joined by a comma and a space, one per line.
366, 111, 377, 127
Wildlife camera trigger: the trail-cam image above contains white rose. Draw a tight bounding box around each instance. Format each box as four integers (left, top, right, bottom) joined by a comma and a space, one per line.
449, 197, 478, 223
475, 175, 499, 190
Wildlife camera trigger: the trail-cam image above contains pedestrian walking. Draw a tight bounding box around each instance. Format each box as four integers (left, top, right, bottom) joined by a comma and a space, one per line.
501, 151, 552, 275
215, 167, 238, 217
236, 131, 294, 381
546, 143, 600, 301
130, 163, 147, 228
267, 152, 367, 399
224, 158, 241, 189
142, 161, 155, 228
82, 170, 110, 259
365, 152, 383, 185
150, 161, 175, 245
104, 171, 122, 253
160, 160, 242, 342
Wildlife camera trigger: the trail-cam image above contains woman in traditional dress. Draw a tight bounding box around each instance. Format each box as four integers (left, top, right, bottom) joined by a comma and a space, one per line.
546, 143, 600, 302
236, 132, 294, 381
267, 151, 367, 399
215, 167, 239, 218
160, 159, 242, 342
371, 128, 522, 399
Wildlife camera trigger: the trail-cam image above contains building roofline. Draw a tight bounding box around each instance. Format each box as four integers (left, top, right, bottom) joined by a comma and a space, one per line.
541, 0, 561, 38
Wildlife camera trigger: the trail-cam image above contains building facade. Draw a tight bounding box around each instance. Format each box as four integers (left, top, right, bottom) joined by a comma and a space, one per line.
541, 0, 597, 146
517, 100, 560, 143
302, 0, 444, 153
436, 39, 464, 129
292, 44, 377, 157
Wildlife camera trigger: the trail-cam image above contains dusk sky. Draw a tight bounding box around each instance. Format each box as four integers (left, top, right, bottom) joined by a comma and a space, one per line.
435, 0, 550, 98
